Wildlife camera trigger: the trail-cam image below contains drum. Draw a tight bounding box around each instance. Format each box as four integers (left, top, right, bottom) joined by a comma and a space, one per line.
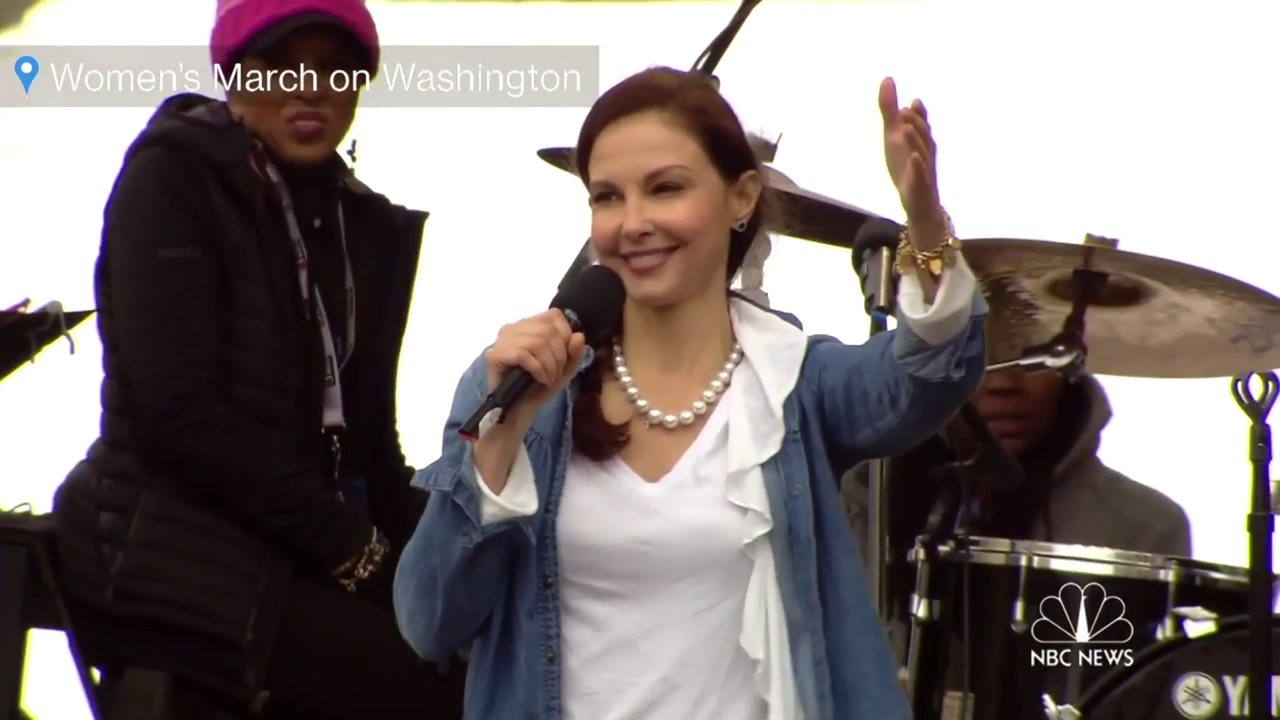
909, 536, 1256, 638
905, 537, 1259, 719
1063, 615, 1280, 719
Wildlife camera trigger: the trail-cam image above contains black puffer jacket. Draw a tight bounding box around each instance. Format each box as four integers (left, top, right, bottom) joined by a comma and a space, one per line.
53, 94, 428, 691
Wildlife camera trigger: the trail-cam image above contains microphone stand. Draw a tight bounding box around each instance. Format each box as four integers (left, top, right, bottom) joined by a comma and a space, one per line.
1231, 371, 1278, 720
907, 454, 978, 720
866, 290, 894, 620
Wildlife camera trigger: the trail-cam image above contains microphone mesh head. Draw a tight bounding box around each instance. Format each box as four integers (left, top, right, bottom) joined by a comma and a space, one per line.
549, 265, 626, 342
851, 217, 903, 268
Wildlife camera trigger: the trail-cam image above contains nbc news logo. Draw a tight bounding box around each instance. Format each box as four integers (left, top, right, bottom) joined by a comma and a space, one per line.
1029, 582, 1136, 668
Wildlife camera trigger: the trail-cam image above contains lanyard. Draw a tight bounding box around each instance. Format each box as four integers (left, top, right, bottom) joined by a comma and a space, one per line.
261, 159, 356, 431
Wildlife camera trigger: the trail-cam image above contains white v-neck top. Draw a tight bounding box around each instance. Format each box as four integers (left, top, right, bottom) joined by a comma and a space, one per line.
474, 261, 979, 720
554, 403, 765, 720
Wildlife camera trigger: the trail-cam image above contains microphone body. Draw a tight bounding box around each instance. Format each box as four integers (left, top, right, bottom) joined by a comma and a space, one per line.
851, 218, 902, 327
458, 266, 626, 440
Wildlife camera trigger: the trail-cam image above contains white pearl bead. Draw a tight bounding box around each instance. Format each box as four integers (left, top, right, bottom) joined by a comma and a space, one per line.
618, 341, 746, 431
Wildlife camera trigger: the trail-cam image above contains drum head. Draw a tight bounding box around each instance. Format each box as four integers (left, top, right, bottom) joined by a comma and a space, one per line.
1080, 616, 1280, 719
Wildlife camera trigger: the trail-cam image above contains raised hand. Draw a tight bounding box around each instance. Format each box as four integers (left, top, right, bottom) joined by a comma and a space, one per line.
879, 77, 945, 242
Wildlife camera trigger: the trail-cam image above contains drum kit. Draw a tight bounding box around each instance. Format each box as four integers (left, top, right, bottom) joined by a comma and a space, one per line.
537, 2, 1280, 717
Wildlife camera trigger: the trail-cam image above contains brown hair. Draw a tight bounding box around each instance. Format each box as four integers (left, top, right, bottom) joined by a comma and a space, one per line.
570, 66, 777, 461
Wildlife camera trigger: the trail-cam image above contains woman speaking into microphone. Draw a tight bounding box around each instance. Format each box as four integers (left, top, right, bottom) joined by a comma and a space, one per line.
395, 67, 987, 720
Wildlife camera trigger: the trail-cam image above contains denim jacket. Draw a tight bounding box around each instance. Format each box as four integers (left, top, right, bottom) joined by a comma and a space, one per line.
396, 280, 987, 719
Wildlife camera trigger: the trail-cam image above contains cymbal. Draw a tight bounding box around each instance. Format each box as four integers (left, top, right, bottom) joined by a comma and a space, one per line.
535, 147, 879, 248
965, 237, 1280, 379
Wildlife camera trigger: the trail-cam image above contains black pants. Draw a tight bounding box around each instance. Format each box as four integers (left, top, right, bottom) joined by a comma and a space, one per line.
261, 571, 464, 719
71, 571, 465, 719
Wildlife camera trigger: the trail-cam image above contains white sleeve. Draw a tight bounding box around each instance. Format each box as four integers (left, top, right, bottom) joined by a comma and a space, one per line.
475, 445, 539, 525
895, 256, 979, 346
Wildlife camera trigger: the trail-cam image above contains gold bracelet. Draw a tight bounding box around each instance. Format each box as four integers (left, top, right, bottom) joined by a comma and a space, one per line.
335, 529, 389, 593
895, 209, 961, 277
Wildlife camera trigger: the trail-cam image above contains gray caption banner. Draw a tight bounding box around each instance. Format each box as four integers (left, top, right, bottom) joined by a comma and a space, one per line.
1, 45, 600, 108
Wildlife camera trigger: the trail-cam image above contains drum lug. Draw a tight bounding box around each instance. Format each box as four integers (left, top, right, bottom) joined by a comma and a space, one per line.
1042, 694, 1082, 720
910, 593, 939, 622
1161, 606, 1220, 640
1011, 564, 1030, 633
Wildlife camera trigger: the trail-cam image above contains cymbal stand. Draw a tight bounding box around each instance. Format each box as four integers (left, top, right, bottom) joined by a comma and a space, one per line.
907, 455, 979, 720
557, 240, 595, 294
688, 0, 763, 79
1231, 371, 1277, 720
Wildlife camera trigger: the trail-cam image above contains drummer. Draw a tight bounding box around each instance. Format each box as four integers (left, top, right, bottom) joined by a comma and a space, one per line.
844, 367, 1191, 562
843, 366, 1191, 712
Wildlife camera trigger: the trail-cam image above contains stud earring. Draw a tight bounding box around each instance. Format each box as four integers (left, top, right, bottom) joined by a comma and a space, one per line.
732, 219, 749, 232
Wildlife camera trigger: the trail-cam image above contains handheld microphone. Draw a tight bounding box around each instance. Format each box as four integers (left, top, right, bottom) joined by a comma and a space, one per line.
956, 402, 1024, 492
851, 218, 901, 326
458, 265, 626, 441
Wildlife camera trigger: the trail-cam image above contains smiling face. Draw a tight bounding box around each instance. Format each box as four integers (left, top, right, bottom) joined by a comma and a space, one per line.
585, 110, 761, 309
226, 24, 363, 165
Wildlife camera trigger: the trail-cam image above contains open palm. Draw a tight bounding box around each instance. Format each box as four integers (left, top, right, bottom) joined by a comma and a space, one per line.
879, 77, 941, 224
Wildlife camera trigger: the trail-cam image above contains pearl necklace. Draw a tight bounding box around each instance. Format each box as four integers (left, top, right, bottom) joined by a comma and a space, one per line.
611, 341, 744, 430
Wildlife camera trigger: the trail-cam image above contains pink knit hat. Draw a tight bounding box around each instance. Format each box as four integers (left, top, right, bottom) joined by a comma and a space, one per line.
210, 0, 380, 71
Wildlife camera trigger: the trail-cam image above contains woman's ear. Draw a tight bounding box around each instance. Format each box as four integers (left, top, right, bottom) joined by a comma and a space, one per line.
729, 169, 762, 223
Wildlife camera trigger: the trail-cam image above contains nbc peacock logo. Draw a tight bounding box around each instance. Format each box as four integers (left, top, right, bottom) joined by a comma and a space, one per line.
1029, 582, 1136, 668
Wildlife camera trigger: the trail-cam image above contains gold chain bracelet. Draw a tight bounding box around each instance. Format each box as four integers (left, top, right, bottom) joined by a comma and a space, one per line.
335, 528, 389, 593
895, 209, 962, 277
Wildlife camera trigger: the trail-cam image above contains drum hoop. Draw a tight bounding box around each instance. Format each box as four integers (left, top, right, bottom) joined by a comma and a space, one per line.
1077, 615, 1268, 711
913, 536, 1165, 567
908, 536, 1269, 590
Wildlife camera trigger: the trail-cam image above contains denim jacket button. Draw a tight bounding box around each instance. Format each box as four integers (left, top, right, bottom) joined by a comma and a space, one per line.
545, 650, 556, 663
791, 483, 802, 495
542, 574, 555, 588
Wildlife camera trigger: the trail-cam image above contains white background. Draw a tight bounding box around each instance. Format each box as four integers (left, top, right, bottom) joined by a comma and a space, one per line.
2, 1, 1278, 716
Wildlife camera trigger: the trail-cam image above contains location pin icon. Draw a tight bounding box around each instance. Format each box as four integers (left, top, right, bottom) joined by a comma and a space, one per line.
14, 55, 39, 96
